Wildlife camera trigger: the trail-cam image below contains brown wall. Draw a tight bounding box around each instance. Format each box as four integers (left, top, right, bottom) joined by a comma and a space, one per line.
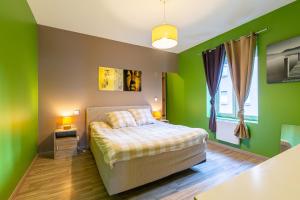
38, 25, 178, 153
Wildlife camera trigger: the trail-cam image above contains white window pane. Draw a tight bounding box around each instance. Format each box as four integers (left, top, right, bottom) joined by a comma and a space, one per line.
245, 97, 251, 106
206, 86, 211, 118
220, 91, 228, 105
244, 55, 258, 117
222, 64, 229, 77
218, 59, 234, 115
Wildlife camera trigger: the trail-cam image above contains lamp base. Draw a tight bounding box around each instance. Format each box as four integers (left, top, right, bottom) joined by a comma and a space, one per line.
63, 125, 72, 130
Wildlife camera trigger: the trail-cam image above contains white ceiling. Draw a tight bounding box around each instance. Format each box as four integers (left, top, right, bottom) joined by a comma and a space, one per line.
27, 0, 294, 53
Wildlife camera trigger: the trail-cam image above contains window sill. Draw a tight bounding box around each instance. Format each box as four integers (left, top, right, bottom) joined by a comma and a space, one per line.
216, 117, 258, 124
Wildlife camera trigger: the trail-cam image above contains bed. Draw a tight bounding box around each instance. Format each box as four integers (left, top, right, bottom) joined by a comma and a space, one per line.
86, 105, 208, 195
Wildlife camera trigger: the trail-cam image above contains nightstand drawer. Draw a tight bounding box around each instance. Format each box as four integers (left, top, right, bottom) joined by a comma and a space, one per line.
56, 143, 77, 151
55, 130, 76, 138
55, 138, 77, 150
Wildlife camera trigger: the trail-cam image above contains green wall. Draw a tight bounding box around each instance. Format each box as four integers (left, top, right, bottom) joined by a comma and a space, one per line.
0, 0, 38, 199
167, 1, 300, 157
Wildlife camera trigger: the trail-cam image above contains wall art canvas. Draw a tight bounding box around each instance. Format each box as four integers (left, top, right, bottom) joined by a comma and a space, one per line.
98, 67, 123, 91
123, 70, 142, 91
267, 36, 300, 83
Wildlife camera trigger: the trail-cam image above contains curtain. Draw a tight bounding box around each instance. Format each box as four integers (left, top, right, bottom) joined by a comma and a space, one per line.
202, 44, 226, 132
224, 33, 256, 139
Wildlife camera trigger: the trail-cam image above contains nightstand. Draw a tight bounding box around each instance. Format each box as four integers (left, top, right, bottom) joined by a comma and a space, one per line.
160, 119, 169, 123
53, 128, 78, 159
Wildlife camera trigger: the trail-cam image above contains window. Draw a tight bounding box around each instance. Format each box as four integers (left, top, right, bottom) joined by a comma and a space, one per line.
210, 51, 258, 121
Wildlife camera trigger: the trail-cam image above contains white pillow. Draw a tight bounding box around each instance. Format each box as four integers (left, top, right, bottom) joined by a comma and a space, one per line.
106, 111, 137, 128
128, 108, 156, 126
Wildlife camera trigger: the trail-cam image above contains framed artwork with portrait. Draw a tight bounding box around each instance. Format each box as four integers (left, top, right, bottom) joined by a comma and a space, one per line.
123, 70, 142, 91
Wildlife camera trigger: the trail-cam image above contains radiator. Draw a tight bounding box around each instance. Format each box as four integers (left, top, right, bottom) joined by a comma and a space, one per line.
216, 120, 240, 145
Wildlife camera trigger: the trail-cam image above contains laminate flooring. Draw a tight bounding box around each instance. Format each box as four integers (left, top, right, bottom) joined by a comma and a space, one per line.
14, 143, 265, 200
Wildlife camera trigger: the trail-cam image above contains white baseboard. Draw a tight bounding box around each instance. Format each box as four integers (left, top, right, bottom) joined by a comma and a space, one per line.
207, 140, 269, 161
9, 154, 38, 200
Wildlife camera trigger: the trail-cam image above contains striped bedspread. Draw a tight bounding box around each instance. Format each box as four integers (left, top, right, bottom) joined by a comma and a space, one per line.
91, 121, 208, 167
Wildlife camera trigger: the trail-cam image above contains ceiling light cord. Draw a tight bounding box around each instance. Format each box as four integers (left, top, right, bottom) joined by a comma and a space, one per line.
162, 0, 166, 24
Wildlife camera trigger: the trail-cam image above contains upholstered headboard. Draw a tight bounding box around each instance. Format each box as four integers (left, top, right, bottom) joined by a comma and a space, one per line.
86, 105, 151, 140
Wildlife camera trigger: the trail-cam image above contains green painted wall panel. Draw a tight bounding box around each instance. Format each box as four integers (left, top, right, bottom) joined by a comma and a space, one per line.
0, 0, 38, 199
167, 1, 300, 157
166, 73, 185, 124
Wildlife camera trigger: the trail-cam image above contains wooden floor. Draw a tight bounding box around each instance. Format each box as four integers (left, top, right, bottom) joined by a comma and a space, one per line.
14, 143, 265, 200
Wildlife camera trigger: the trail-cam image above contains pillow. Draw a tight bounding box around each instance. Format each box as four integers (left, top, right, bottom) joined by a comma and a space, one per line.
106, 111, 137, 128
90, 121, 111, 129
128, 108, 156, 126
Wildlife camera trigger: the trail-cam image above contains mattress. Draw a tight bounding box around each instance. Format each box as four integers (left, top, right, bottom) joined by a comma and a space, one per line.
90, 121, 208, 167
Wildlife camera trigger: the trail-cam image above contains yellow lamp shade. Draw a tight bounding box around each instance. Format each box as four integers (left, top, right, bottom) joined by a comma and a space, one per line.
152, 111, 162, 120
152, 24, 178, 49
62, 116, 72, 125
61, 116, 73, 130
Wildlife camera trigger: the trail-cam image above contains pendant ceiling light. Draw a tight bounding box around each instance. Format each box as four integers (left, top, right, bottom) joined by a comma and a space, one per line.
152, 0, 178, 49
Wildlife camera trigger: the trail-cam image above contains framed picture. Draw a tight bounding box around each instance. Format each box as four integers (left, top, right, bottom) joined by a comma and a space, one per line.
267, 36, 300, 83
98, 67, 123, 91
98, 67, 142, 92
123, 70, 142, 91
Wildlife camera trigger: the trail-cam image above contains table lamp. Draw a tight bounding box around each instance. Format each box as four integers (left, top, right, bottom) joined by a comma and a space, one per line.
61, 116, 72, 130
152, 111, 162, 120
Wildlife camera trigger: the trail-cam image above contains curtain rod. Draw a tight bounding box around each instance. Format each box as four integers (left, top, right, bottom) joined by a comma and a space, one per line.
198, 27, 268, 54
